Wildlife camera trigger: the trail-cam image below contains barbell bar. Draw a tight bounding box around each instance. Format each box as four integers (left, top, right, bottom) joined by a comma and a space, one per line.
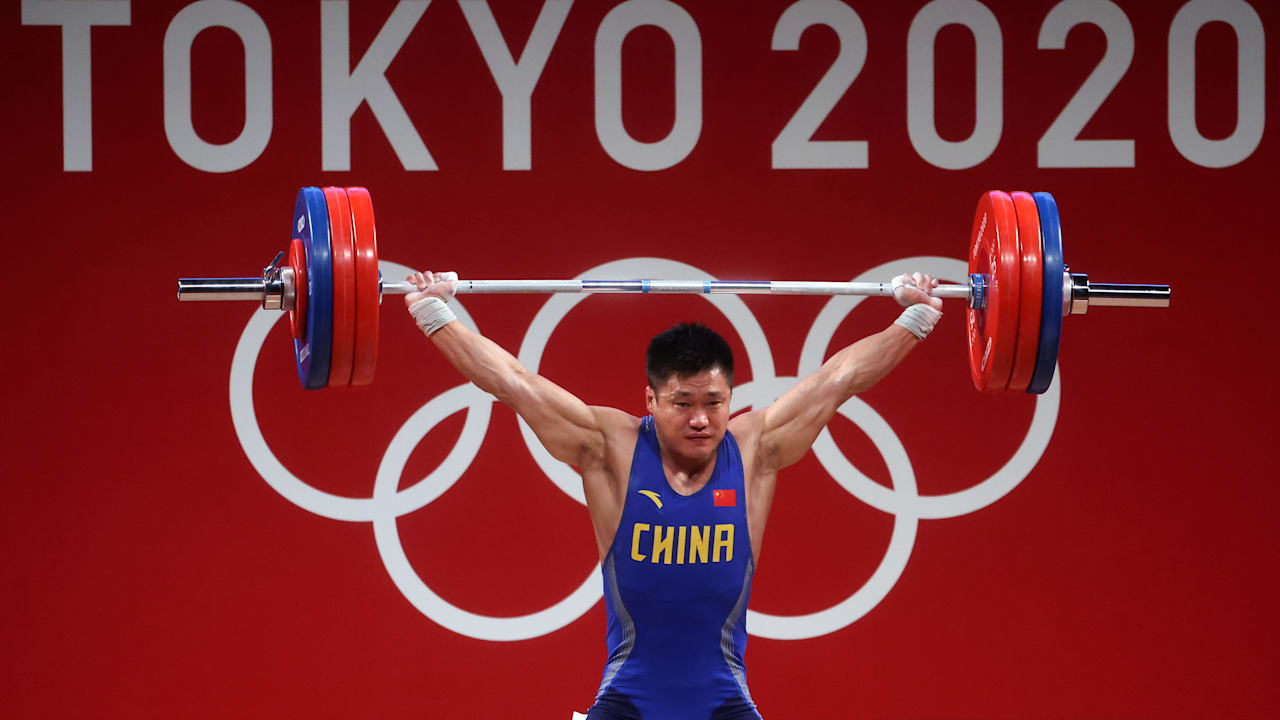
178, 275, 1167, 306
176, 186, 1171, 393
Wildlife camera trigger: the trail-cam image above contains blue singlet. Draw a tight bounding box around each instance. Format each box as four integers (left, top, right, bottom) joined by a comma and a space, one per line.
586, 416, 762, 720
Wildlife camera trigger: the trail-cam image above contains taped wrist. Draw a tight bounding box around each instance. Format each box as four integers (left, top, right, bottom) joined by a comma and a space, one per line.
409, 297, 457, 337
894, 303, 942, 340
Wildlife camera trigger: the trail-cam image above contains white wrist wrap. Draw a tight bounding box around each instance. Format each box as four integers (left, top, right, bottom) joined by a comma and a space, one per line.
894, 304, 942, 340
409, 297, 457, 336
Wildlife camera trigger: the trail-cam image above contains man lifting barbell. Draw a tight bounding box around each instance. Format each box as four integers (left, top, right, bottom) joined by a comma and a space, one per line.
403, 269, 943, 720
175, 185, 1171, 717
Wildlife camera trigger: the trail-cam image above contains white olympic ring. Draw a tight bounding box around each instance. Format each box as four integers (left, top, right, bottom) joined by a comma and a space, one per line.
229, 256, 1060, 642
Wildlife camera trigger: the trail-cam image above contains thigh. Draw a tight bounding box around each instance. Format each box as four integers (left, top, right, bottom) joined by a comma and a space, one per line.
586, 689, 642, 720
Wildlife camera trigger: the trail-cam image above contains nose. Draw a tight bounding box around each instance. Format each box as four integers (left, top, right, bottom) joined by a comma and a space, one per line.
689, 409, 708, 429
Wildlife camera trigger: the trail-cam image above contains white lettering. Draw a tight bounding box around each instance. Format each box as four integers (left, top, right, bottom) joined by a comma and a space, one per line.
163, 0, 272, 173
906, 0, 1003, 170
594, 0, 702, 171
460, 0, 573, 170
21, 0, 131, 171
1037, 0, 1135, 168
321, 0, 435, 171
1168, 0, 1266, 168
771, 0, 868, 169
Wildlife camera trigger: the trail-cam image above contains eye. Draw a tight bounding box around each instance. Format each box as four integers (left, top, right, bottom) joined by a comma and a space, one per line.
675, 402, 690, 408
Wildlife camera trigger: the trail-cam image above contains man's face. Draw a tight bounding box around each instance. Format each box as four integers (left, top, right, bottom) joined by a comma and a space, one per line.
645, 367, 732, 467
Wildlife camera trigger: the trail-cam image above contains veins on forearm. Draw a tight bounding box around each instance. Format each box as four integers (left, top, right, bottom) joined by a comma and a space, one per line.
827, 325, 919, 398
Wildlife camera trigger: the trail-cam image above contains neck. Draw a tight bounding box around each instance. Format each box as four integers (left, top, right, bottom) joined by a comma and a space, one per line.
661, 449, 718, 495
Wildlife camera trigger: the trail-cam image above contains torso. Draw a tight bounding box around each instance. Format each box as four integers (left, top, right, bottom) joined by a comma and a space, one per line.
587, 416, 762, 720
582, 410, 775, 563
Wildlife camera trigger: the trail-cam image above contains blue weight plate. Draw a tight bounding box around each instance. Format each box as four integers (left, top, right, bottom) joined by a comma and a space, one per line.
293, 187, 333, 390
1029, 192, 1063, 394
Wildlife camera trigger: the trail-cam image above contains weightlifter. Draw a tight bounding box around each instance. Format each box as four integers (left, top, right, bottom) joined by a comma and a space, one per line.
403, 270, 943, 720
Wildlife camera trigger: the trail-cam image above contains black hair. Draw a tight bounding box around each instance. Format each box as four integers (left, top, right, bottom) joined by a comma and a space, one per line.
645, 322, 735, 389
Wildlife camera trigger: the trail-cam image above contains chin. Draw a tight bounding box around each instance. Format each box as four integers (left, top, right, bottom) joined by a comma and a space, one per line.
683, 436, 720, 457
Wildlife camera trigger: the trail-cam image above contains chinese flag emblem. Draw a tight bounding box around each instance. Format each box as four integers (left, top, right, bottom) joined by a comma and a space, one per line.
713, 489, 736, 507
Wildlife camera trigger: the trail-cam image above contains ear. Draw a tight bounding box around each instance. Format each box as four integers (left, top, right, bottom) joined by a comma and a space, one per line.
645, 385, 656, 414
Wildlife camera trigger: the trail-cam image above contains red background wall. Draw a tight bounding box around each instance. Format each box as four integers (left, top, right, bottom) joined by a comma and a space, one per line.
3, 1, 1277, 717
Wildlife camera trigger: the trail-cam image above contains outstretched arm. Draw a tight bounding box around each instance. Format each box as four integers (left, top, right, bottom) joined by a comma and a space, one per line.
404, 271, 614, 470
736, 273, 944, 471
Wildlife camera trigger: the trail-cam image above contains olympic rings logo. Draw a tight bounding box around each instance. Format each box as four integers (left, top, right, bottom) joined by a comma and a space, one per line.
229, 256, 1060, 643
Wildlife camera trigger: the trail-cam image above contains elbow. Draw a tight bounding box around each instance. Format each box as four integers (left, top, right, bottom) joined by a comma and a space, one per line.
489, 365, 532, 406
847, 365, 878, 396
828, 362, 871, 400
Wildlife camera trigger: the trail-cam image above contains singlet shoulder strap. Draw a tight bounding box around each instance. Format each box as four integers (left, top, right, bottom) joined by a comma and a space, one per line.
625, 416, 663, 495
716, 428, 745, 491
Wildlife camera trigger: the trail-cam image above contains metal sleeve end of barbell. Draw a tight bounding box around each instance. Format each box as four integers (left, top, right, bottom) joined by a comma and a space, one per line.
177, 274, 297, 311
1068, 273, 1172, 315
177, 277, 268, 302
177, 252, 298, 310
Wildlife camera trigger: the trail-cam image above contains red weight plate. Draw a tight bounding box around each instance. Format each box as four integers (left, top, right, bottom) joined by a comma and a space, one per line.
1008, 191, 1044, 392
346, 187, 380, 386
323, 187, 356, 387
288, 237, 308, 340
966, 191, 1020, 393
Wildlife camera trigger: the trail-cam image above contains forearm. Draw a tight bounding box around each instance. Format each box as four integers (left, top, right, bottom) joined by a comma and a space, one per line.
427, 320, 530, 403
756, 275, 942, 470
403, 273, 605, 466
755, 322, 921, 469
426, 319, 607, 466
822, 323, 921, 400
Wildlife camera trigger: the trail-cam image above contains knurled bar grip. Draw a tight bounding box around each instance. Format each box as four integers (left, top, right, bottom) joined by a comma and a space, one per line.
177, 277, 971, 301
383, 279, 973, 298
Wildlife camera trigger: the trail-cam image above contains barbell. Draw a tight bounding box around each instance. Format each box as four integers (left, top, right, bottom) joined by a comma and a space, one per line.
177, 186, 1171, 393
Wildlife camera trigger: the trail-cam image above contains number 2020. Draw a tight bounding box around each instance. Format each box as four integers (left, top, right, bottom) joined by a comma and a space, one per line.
767, 0, 1266, 170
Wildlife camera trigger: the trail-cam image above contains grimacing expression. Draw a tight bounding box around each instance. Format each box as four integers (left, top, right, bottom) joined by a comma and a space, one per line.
645, 367, 732, 467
